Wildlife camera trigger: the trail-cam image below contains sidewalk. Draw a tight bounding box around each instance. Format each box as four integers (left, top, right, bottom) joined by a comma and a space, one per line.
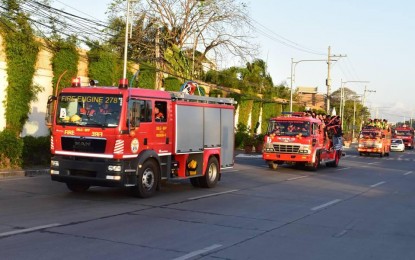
0, 167, 49, 179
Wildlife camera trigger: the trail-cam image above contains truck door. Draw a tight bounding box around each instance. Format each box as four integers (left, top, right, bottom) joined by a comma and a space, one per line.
153, 101, 171, 153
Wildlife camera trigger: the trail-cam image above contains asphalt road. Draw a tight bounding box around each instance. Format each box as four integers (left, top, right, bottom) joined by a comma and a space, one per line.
1, 148, 415, 260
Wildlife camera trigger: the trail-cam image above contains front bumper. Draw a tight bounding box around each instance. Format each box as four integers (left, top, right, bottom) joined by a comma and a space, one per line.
50, 155, 137, 187
358, 148, 382, 153
263, 152, 313, 163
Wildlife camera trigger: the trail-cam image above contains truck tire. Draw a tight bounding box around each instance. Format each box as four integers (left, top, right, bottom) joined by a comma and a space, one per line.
132, 160, 159, 198
326, 150, 340, 167
199, 156, 219, 188
268, 161, 278, 170
309, 150, 320, 171
66, 183, 90, 192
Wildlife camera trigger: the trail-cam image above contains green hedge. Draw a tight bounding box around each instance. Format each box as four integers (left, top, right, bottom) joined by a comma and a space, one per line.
22, 135, 51, 167
0, 129, 24, 168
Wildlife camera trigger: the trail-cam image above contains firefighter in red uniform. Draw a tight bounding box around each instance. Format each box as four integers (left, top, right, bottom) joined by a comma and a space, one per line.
154, 107, 164, 122
80, 102, 96, 117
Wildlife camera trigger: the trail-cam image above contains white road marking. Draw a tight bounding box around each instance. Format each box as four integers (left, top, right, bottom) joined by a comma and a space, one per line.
286, 176, 308, 181
370, 181, 386, 188
0, 223, 61, 238
173, 244, 222, 260
188, 190, 239, 200
235, 154, 262, 158
311, 199, 341, 211
222, 169, 239, 173
367, 162, 380, 165
335, 167, 350, 171
403, 171, 413, 176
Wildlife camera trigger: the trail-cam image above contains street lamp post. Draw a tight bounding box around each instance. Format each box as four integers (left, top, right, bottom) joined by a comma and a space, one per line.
351, 95, 363, 141
289, 59, 327, 112
339, 80, 370, 129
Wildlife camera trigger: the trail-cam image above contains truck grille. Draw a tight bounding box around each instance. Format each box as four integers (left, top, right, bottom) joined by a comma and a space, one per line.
61, 137, 106, 153
273, 144, 300, 153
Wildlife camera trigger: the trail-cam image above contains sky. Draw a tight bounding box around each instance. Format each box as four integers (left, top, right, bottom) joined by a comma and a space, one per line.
51, 0, 415, 123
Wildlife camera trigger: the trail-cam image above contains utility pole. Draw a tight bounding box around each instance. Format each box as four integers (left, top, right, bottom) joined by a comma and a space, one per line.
155, 26, 163, 90
326, 46, 347, 114
326, 46, 331, 114
361, 85, 376, 130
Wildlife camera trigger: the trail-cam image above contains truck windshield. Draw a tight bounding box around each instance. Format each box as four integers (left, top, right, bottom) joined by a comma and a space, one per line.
360, 131, 379, 139
396, 130, 411, 136
56, 94, 122, 127
268, 120, 310, 137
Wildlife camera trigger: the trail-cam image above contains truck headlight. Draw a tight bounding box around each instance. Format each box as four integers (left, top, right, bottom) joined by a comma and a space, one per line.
358, 143, 364, 148
299, 145, 311, 154
375, 143, 382, 148
51, 160, 59, 167
108, 165, 122, 172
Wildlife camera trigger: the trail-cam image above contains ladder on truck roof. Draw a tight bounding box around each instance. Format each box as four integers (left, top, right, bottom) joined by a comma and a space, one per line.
170, 91, 236, 105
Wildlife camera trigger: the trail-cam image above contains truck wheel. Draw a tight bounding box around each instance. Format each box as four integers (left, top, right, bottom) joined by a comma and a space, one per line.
199, 156, 219, 188
359, 152, 363, 156
325, 150, 339, 167
133, 160, 159, 198
268, 161, 278, 170
66, 183, 90, 192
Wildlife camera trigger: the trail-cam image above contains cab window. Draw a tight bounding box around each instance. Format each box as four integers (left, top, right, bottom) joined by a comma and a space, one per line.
154, 101, 167, 122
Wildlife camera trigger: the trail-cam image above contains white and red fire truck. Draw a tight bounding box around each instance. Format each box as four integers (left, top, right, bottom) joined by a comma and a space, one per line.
392, 125, 414, 149
262, 112, 342, 170
46, 78, 235, 197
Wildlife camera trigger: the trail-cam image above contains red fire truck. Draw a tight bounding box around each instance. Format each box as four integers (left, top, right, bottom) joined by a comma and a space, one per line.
358, 126, 391, 156
46, 78, 235, 197
393, 125, 414, 149
262, 113, 342, 170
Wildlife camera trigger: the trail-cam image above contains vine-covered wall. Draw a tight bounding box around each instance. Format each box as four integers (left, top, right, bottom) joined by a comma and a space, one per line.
51, 38, 79, 93
238, 99, 254, 130
250, 101, 261, 134
1, 9, 40, 135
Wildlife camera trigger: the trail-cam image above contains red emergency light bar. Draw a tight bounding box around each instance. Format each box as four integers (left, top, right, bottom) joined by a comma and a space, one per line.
119, 78, 128, 89
71, 77, 81, 87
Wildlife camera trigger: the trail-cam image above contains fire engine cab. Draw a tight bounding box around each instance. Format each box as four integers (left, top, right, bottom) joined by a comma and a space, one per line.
393, 125, 414, 149
46, 78, 235, 197
262, 112, 342, 171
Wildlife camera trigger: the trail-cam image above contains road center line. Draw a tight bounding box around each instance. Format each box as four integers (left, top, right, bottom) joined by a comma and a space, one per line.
0, 223, 61, 238
286, 176, 308, 181
367, 162, 380, 165
311, 199, 341, 211
370, 181, 386, 188
404, 171, 413, 176
173, 244, 222, 260
188, 190, 238, 200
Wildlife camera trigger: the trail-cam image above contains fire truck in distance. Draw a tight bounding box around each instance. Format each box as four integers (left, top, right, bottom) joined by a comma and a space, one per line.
392, 125, 414, 149
46, 78, 235, 198
358, 126, 391, 157
262, 112, 342, 171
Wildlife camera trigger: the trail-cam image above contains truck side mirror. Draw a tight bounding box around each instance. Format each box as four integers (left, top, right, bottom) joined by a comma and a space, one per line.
45, 95, 57, 128
128, 101, 141, 129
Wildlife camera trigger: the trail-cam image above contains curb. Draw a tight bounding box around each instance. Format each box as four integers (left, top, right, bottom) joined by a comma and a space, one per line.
0, 168, 49, 179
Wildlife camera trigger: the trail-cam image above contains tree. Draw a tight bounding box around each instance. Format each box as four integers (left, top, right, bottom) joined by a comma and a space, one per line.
108, 0, 258, 78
